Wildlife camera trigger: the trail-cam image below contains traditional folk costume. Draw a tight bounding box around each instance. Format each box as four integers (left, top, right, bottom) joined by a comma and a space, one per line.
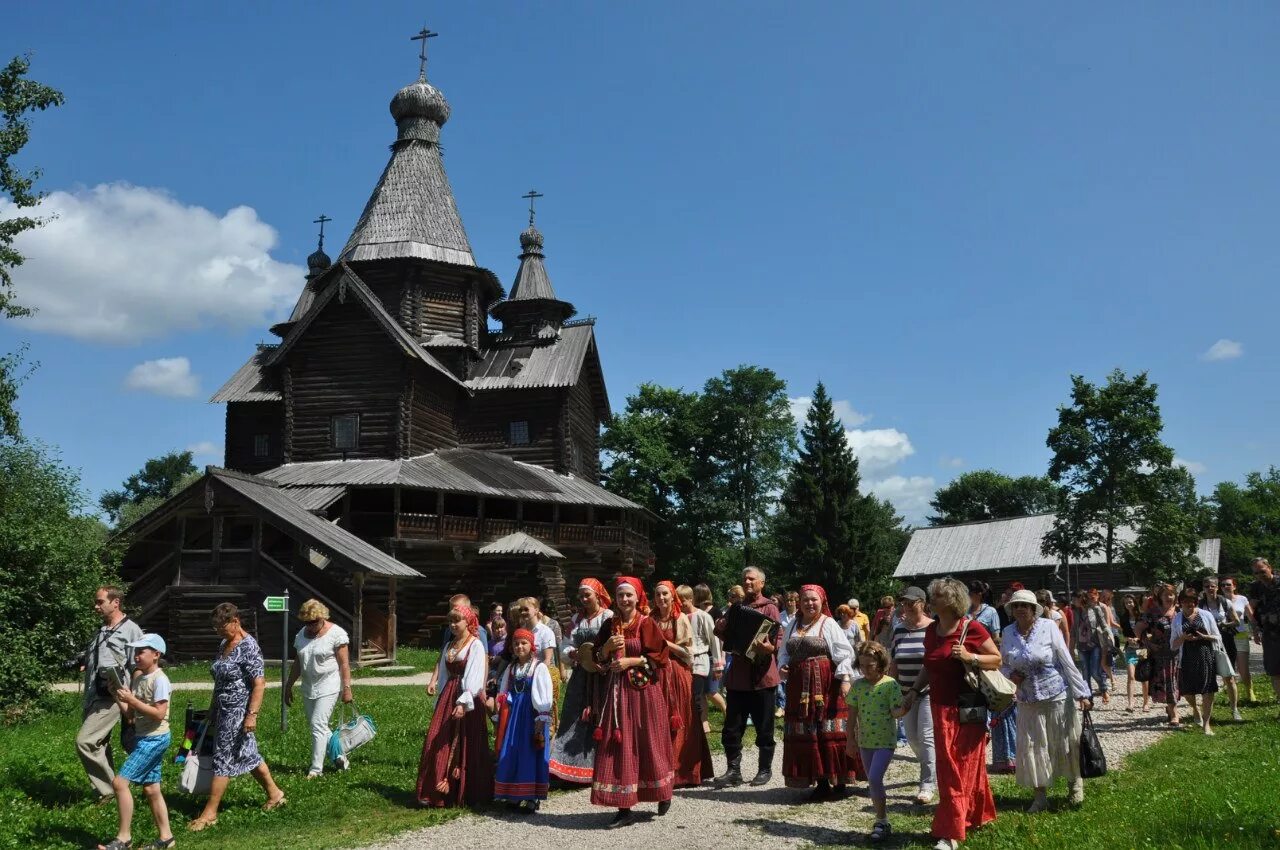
549, 579, 613, 784
778, 584, 860, 790
590, 578, 675, 811
493, 629, 554, 806
655, 581, 714, 788
415, 607, 493, 808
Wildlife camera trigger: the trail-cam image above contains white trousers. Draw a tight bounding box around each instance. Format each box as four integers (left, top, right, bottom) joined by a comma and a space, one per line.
304, 691, 339, 774
902, 691, 937, 790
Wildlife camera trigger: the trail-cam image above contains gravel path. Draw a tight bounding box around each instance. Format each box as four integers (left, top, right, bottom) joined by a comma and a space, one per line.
360, 694, 1176, 850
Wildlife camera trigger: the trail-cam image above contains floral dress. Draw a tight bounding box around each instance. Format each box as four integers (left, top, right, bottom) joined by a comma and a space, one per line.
1142, 610, 1180, 706
210, 634, 265, 777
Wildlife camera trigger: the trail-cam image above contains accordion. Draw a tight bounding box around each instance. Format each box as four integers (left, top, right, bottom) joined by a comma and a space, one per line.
723, 604, 776, 661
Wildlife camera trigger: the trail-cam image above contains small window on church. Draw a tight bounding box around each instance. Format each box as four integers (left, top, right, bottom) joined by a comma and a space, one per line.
253, 434, 270, 458
509, 420, 530, 446
332, 414, 360, 451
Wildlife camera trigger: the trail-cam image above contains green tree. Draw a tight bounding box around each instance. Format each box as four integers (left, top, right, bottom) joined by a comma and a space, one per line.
1042, 369, 1176, 568
1124, 466, 1206, 583
702, 365, 795, 567
100, 450, 198, 526
1, 438, 117, 716
850, 495, 912, 602
1209, 467, 1280, 573
928, 470, 1057, 526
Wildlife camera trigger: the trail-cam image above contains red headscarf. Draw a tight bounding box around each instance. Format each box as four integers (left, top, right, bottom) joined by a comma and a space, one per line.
511, 628, 535, 647
655, 580, 680, 617
799, 584, 833, 618
578, 578, 612, 610
453, 604, 480, 637
615, 576, 650, 616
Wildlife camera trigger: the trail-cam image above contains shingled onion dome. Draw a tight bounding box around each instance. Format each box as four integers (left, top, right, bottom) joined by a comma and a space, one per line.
306, 245, 332, 280
390, 73, 451, 143
491, 221, 576, 339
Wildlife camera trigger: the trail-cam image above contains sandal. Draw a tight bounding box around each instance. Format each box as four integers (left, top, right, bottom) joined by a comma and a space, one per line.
97, 840, 131, 850
187, 816, 218, 832
262, 794, 288, 812
870, 821, 892, 842
139, 840, 176, 850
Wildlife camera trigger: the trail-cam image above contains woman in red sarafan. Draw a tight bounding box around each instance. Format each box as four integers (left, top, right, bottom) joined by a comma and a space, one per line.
779, 583, 860, 798
590, 577, 675, 829
653, 580, 713, 788
415, 605, 493, 808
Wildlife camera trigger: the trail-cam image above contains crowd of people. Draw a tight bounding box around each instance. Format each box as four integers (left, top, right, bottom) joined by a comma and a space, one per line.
72, 556, 1280, 850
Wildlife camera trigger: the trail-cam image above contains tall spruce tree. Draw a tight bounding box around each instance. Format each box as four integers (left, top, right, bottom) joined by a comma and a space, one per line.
773, 382, 863, 594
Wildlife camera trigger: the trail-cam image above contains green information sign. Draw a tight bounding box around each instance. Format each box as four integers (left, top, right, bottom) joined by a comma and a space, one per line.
263, 596, 287, 612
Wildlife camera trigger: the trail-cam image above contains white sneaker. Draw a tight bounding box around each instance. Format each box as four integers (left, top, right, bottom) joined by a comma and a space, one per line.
914, 784, 937, 805
933, 839, 958, 850
1069, 779, 1084, 805
1232, 709, 1243, 722
337, 755, 350, 771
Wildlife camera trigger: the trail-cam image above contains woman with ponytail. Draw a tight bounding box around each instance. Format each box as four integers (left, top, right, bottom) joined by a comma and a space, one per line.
654, 580, 714, 787
549, 579, 613, 784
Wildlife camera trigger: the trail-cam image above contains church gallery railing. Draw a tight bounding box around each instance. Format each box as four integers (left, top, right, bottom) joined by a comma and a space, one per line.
396, 512, 628, 547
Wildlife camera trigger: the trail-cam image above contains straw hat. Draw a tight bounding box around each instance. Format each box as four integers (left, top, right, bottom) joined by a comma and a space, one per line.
1004, 588, 1043, 618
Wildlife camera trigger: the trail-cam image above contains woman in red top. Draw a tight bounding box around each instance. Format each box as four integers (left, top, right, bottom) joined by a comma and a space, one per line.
654, 580, 713, 787
590, 577, 675, 829
902, 578, 1002, 850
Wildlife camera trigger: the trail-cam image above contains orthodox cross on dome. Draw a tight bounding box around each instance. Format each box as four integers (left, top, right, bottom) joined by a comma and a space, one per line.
522, 189, 544, 226
313, 214, 331, 250
411, 25, 439, 79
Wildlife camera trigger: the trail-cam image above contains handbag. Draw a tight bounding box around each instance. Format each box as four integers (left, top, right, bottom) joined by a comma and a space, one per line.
120, 720, 138, 755
957, 690, 989, 725
957, 618, 1017, 714
179, 721, 214, 795
327, 700, 377, 765
1134, 657, 1153, 682
1214, 645, 1236, 679
1079, 709, 1107, 778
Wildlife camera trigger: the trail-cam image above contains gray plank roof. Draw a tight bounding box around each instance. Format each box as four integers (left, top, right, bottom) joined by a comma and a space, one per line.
478, 531, 565, 559
466, 323, 594, 390
262, 447, 639, 510
210, 347, 281, 403
893, 512, 1221, 579
211, 469, 420, 578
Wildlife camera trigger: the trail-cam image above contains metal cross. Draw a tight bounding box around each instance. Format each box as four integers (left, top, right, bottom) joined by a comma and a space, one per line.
313, 214, 331, 250
522, 190, 544, 225
411, 26, 438, 78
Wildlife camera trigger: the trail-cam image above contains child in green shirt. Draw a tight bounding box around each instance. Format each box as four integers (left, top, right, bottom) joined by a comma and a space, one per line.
848, 641, 909, 843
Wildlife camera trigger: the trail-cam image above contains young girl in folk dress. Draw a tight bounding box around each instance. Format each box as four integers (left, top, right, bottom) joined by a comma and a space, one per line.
653, 580, 713, 787
549, 579, 613, 784
590, 577, 675, 829
416, 607, 492, 808
490, 629, 554, 812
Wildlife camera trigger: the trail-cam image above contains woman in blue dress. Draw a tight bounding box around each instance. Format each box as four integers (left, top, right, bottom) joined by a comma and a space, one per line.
188, 603, 286, 832
491, 628, 554, 812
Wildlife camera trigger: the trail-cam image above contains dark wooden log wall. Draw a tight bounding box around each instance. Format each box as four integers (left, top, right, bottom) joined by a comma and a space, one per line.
406, 364, 462, 457
285, 298, 404, 462
224, 401, 285, 473
564, 374, 600, 479
418, 282, 466, 340
458, 388, 563, 469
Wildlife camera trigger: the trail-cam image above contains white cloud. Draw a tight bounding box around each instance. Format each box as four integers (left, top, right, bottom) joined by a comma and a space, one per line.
866, 475, 936, 525
845, 427, 915, 473
2, 183, 304, 343
124, 357, 199, 398
187, 440, 221, 458
940, 455, 965, 469
1201, 339, 1243, 362
788, 396, 870, 428
1173, 457, 1207, 475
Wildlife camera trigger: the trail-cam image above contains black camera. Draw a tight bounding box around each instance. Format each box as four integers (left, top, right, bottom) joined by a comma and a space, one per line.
63, 651, 87, 672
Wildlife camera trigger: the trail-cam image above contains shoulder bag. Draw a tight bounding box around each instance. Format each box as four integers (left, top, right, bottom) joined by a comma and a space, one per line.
1079, 709, 1107, 778
958, 618, 1017, 714
178, 721, 214, 795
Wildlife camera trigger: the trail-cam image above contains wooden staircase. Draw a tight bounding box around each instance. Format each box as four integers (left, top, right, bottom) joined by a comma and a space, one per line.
358, 641, 393, 668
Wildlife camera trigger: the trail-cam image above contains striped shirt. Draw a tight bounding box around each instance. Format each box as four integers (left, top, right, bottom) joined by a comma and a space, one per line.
891, 623, 928, 689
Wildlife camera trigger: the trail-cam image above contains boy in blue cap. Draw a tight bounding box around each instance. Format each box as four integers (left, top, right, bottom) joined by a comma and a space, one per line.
97, 633, 175, 850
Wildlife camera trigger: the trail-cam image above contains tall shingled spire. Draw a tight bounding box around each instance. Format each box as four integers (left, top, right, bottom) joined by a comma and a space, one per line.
338, 25, 475, 266
491, 192, 575, 339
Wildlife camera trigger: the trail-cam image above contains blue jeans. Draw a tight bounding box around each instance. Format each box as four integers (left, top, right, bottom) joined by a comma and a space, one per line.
1079, 645, 1109, 695
776, 681, 786, 710
991, 706, 1017, 767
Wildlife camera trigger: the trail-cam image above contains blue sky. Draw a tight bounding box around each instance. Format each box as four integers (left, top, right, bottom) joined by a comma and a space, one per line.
3, 3, 1277, 523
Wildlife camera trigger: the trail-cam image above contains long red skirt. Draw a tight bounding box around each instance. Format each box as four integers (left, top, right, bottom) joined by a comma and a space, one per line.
591, 674, 675, 808
415, 675, 493, 808
782, 655, 862, 787
930, 702, 997, 841
659, 659, 713, 787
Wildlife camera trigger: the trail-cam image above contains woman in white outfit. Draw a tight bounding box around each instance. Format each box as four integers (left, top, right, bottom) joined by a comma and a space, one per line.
999, 589, 1091, 812
285, 599, 353, 778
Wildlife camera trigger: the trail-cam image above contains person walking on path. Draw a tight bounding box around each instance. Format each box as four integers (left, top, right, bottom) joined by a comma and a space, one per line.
694, 584, 728, 716
1246, 558, 1280, 715
284, 598, 353, 778
654, 580, 713, 787
681, 584, 722, 733
1220, 576, 1255, 703
1198, 577, 1242, 721
714, 566, 783, 789
1074, 590, 1113, 706
999, 590, 1091, 812
76, 586, 144, 804
416, 606, 492, 808
901, 578, 1000, 850
846, 598, 870, 643
96, 633, 175, 850
848, 641, 909, 843
968, 581, 1014, 774
776, 591, 799, 718
1172, 586, 1222, 735
490, 628, 553, 813
1116, 594, 1145, 712
889, 585, 937, 805
549, 579, 613, 784
188, 603, 286, 832
1137, 583, 1182, 726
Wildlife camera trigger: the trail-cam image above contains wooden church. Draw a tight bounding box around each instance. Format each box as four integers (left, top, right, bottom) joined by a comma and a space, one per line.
116, 38, 653, 664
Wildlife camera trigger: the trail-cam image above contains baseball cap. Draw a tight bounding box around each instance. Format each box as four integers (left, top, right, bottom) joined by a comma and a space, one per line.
897, 586, 926, 602
127, 633, 167, 655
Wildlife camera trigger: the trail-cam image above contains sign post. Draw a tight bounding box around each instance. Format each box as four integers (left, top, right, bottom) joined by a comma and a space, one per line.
263, 591, 290, 732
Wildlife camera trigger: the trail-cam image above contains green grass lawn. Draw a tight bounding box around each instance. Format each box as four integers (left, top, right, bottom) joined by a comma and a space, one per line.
0, 687, 462, 850
834, 680, 1280, 850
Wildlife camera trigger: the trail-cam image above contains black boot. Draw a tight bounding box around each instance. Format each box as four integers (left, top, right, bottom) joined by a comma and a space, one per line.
749, 768, 772, 786
657, 799, 671, 816
607, 809, 636, 829
714, 757, 743, 789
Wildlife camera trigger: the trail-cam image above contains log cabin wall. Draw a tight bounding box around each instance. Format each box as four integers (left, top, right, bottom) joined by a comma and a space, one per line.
405, 364, 462, 456
418, 282, 467, 340
565, 374, 601, 479
284, 298, 403, 462
458, 388, 564, 469
224, 401, 285, 473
